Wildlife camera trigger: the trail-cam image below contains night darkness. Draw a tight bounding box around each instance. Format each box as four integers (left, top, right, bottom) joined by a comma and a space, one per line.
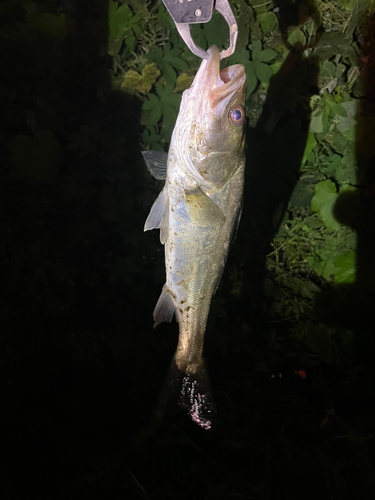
1, 1, 375, 499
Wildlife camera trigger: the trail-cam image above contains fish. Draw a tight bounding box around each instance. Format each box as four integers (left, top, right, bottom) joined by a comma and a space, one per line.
142, 45, 246, 429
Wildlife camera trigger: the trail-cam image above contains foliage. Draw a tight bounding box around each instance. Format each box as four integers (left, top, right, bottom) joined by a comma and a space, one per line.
227, 40, 277, 97
311, 179, 341, 231
141, 83, 181, 141
121, 63, 161, 94
108, 0, 142, 55
258, 11, 278, 34
145, 42, 188, 84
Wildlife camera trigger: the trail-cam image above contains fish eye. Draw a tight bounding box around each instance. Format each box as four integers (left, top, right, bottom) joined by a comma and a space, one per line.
229, 106, 245, 126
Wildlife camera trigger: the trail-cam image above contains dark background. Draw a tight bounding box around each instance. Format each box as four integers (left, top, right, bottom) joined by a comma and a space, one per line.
1, 1, 375, 498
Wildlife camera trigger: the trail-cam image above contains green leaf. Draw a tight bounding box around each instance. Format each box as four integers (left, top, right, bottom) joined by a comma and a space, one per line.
321, 154, 342, 175
340, 100, 357, 118
336, 63, 346, 78
322, 113, 330, 133
197, 10, 228, 50
258, 48, 277, 63
311, 180, 340, 231
166, 93, 182, 110
246, 66, 257, 97
290, 180, 315, 207
142, 93, 160, 110
330, 130, 348, 152
125, 35, 135, 50
306, 254, 339, 280
107, 1, 141, 55
141, 96, 162, 125
287, 28, 306, 47
190, 24, 208, 53
142, 126, 163, 151
342, 126, 356, 142
162, 62, 177, 84
250, 40, 262, 60
227, 48, 259, 97
339, 183, 357, 196
337, 147, 356, 184
157, 83, 174, 99
334, 251, 356, 283
146, 105, 162, 126
160, 104, 178, 139
302, 132, 317, 163
236, 0, 251, 51
121, 64, 161, 94
167, 56, 188, 72
129, 13, 141, 27
227, 48, 251, 67
146, 44, 186, 84
142, 83, 181, 141
310, 109, 324, 133
174, 73, 194, 93
255, 62, 273, 83
258, 12, 278, 33
320, 61, 336, 79
333, 104, 347, 117
107, 38, 123, 57
336, 116, 356, 133
109, 2, 132, 40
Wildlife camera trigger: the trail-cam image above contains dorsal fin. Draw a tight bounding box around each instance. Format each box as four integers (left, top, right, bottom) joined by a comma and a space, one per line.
142, 150, 168, 180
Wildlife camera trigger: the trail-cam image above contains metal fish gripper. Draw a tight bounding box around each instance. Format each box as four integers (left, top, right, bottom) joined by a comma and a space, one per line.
162, 0, 238, 60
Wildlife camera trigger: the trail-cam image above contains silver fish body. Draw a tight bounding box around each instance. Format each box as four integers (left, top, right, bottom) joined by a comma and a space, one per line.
143, 46, 246, 427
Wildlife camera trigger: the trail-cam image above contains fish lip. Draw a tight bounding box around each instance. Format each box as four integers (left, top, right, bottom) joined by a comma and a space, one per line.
202, 46, 246, 109
210, 65, 246, 109
191, 45, 246, 109
199, 45, 221, 87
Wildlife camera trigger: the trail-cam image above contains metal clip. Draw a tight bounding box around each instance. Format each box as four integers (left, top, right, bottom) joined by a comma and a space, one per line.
162, 0, 238, 60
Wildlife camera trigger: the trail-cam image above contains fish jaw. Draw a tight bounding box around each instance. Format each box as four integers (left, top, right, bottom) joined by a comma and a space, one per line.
180, 45, 246, 190
188, 45, 246, 108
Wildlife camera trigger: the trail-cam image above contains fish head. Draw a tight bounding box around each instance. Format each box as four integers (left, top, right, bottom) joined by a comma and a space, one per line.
187, 45, 246, 189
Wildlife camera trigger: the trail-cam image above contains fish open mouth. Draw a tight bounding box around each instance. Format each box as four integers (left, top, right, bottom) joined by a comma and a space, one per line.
201, 46, 246, 109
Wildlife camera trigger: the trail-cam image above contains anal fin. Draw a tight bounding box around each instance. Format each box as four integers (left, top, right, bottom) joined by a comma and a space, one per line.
144, 186, 169, 244
153, 284, 176, 327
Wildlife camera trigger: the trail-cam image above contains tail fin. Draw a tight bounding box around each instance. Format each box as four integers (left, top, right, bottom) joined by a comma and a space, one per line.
158, 356, 216, 430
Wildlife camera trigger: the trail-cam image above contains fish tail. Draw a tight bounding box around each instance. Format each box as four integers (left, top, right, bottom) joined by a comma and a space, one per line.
158, 356, 216, 430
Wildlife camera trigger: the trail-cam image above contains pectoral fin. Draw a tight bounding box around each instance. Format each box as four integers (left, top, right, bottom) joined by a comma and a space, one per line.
185, 187, 225, 227
142, 150, 168, 180
144, 186, 169, 244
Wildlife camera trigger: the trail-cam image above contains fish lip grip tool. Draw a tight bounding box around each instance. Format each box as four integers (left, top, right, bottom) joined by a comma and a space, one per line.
162, 0, 238, 60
